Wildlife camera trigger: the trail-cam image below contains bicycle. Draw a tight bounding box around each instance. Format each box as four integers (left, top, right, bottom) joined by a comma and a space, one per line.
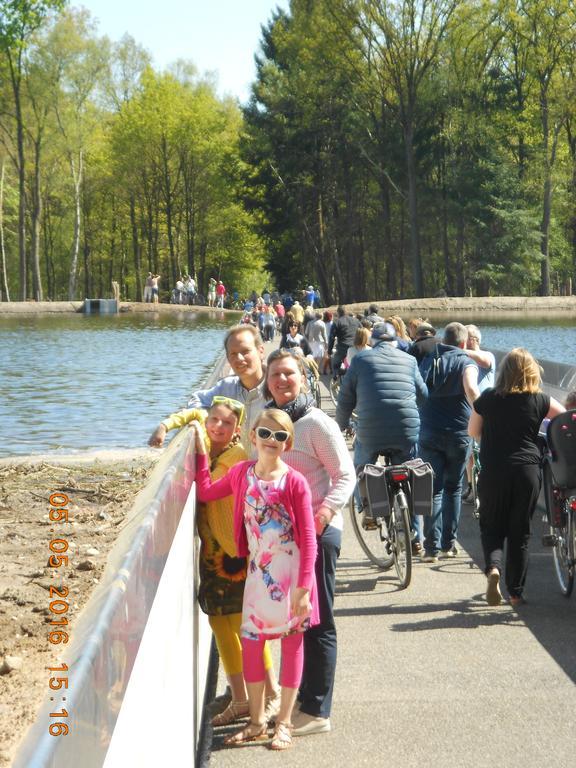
541, 411, 576, 596
329, 361, 348, 406
350, 454, 414, 589
463, 441, 481, 519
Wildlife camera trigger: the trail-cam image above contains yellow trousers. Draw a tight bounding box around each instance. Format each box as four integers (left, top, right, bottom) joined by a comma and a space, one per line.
209, 613, 272, 677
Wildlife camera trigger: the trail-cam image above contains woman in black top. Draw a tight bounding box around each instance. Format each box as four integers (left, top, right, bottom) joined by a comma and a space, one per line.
469, 348, 564, 606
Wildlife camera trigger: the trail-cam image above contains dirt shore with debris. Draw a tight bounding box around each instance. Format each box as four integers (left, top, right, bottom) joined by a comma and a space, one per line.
0, 451, 159, 767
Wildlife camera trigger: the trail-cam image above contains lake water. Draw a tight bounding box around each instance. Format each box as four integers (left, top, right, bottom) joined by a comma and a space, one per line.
0, 312, 236, 457
1, 312, 574, 457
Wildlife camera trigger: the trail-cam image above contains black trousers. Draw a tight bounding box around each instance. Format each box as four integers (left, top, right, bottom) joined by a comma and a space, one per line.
478, 464, 541, 598
298, 525, 341, 718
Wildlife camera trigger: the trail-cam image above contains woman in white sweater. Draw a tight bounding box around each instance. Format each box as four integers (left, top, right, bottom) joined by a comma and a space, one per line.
264, 348, 355, 736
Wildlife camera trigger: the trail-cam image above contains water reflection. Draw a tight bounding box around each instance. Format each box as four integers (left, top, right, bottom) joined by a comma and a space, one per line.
0, 312, 237, 457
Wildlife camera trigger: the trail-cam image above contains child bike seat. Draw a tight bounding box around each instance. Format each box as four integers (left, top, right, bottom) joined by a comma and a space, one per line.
546, 410, 576, 490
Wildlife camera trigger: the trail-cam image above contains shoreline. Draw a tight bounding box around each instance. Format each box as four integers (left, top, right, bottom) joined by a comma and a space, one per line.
1, 295, 576, 317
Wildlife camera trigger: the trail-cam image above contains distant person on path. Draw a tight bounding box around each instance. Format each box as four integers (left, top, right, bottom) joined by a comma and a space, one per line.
143, 272, 153, 303
151, 274, 161, 304
328, 305, 361, 376
291, 300, 304, 324
305, 311, 328, 368
216, 280, 226, 308
148, 325, 267, 450
418, 322, 479, 562
195, 408, 318, 750
345, 326, 371, 367
283, 321, 312, 357
468, 348, 565, 606
208, 277, 217, 307
184, 275, 196, 304
408, 322, 439, 364
462, 324, 496, 502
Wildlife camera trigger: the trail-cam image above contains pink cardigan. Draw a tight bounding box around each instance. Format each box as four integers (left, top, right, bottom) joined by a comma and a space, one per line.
195, 455, 319, 621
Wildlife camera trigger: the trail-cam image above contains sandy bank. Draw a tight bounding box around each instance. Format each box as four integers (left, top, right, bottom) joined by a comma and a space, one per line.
1, 296, 575, 317
0, 300, 240, 315
336, 295, 576, 318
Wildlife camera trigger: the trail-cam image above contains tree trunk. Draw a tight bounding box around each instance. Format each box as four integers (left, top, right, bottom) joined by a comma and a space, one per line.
539, 85, 551, 296
68, 150, 83, 300
0, 159, 11, 301
8, 51, 27, 300
30, 138, 44, 301
161, 136, 177, 287
130, 195, 142, 301
403, 119, 423, 297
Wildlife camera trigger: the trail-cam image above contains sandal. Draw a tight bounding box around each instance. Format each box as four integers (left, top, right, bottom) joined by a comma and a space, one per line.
264, 689, 281, 722
223, 720, 269, 747
211, 699, 249, 727
270, 721, 293, 751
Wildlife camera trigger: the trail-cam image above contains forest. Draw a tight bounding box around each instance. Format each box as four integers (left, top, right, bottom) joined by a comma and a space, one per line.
1, 1, 576, 305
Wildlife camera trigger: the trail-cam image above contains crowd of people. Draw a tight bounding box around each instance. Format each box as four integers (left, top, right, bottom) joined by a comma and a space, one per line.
147, 300, 571, 750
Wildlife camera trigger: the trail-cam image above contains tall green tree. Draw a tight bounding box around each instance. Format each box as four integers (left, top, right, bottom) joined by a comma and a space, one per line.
0, 0, 66, 299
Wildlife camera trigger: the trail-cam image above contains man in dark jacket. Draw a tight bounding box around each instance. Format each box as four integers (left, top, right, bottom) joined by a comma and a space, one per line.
408, 322, 440, 364
336, 322, 428, 465
328, 305, 361, 373
418, 322, 479, 562
336, 322, 428, 543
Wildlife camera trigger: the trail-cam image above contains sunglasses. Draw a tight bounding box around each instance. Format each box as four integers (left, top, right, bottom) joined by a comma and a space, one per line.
255, 426, 290, 443
211, 395, 245, 423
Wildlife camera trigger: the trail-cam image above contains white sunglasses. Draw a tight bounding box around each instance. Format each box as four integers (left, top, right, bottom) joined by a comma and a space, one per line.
255, 426, 290, 443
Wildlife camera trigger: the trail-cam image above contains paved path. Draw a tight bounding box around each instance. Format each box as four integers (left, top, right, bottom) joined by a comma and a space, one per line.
206, 365, 576, 768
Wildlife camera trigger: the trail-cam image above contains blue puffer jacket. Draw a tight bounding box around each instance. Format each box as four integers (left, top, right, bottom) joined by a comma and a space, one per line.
335, 342, 428, 455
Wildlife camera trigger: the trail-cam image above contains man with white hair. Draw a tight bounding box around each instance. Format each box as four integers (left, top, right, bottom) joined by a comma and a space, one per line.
464, 324, 495, 393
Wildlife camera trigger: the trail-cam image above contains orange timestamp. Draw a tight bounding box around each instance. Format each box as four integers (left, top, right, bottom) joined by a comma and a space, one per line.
46, 491, 71, 736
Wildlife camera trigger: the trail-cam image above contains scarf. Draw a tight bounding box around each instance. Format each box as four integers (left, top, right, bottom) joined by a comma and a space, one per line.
266, 392, 315, 423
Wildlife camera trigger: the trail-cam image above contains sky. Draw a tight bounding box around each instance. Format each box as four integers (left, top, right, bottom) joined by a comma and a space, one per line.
74, 0, 289, 102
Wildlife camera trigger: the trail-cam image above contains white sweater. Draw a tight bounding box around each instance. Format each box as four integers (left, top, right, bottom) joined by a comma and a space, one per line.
283, 407, 355, 531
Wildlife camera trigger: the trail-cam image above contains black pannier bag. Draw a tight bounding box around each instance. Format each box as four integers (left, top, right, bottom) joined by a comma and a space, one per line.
357, 463, 391, 522
404, 458, 434, 517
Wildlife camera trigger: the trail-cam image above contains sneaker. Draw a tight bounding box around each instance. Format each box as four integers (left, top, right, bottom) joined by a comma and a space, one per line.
291, 711, 331, 736
486, 569, 502, 606
421, 552, 439, 563
440, 545, 459, 559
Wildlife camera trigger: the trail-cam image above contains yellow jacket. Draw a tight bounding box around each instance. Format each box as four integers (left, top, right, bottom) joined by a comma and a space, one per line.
168, 409, 248, 557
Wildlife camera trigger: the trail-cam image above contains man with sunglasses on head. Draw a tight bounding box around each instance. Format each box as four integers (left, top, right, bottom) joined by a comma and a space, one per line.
148, 325, 268, 450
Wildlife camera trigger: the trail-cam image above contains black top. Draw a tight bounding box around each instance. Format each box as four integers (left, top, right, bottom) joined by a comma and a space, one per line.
473, 389, 550, 469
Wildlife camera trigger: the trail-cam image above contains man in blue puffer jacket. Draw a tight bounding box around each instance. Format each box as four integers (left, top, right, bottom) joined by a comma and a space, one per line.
335, 322, 428, 465
335, 322, 428, 546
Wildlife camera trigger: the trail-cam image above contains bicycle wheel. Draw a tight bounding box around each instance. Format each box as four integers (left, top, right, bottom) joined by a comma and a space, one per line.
551, 503, 575, 597
390, 490, 412, 589
329, 375, 340, 407
349, 495, 394, 570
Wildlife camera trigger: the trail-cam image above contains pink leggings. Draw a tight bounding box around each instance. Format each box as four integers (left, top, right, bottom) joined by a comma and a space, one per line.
242, 633, 304, 689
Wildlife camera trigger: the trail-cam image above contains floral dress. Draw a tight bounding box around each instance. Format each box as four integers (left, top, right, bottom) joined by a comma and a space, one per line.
241, 466, 311, 640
